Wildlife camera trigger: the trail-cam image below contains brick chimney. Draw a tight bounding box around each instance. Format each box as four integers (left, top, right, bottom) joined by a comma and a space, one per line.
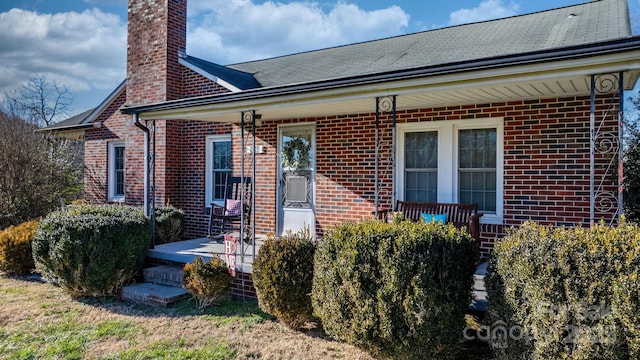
126, 0, 186, 105
122, 0, 186, 210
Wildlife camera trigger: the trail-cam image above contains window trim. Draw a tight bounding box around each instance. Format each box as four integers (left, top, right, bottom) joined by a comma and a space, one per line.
205, 134, 232, 207
397, 118, 504, 224
108, 141, 125, 202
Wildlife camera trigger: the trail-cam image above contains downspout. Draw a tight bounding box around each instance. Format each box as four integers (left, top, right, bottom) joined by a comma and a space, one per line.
133, 113, 156, 248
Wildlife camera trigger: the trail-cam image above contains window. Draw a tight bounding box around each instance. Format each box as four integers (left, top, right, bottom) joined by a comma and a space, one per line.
458, 129, 497, 212
397, 118, 503, 223
404, 131, 438, 202
205, 135, 232, 206
108, 142, 125, 202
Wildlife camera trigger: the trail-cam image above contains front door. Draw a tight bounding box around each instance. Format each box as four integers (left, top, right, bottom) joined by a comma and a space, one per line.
277, 124, 316, 236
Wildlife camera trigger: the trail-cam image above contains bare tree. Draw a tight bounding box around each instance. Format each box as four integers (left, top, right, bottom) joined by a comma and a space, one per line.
2, 75, 73, 127
0, 111, 82, 229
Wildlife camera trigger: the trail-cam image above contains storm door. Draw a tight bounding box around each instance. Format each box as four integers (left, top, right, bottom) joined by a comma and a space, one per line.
277, 124, 316, 236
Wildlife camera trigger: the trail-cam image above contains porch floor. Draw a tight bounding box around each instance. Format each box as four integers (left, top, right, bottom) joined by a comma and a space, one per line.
147, 234, 265, 274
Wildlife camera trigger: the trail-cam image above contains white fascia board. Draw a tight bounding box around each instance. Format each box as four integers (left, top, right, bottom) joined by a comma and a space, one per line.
178, 57, 242, 93
82, 80, 126, 125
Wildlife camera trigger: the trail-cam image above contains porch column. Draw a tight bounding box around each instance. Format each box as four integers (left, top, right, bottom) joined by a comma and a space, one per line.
589, 72, 624, 226
240, 111, 257, 258
375, 96, 397, 218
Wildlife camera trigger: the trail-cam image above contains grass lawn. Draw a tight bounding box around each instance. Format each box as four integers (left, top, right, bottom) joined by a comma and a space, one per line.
0, 274, 494, 359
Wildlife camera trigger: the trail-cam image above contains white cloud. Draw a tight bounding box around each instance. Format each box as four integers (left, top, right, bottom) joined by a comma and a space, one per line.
448, 0, 519, 26
0, 8, 126, 101
186, 0, 409, 64
0, 1, 409, 113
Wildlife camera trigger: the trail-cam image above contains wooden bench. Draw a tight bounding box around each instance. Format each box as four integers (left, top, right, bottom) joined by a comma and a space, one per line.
377, 201, 483, 241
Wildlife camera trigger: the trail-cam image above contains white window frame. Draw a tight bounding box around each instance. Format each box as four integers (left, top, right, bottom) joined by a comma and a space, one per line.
108, 141, 125, 202
205, 134, 232, 207
397, 117, 504, 224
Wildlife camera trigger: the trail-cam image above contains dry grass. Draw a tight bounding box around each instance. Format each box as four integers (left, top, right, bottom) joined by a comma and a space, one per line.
0, 274, 495, 359
0, 274, 373, 359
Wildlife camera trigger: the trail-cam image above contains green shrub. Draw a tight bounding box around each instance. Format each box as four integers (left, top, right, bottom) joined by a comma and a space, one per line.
154, 205, 184, 245
312, 219, 478, 359
33, 204, 150, 296
183, 256, 233, 309
486, 221, 640, 359
0, 220, 38, 275
252, 228, 316, 329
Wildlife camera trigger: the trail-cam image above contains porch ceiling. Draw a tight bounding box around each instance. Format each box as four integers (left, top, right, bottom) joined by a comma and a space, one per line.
137, 55, 640, 124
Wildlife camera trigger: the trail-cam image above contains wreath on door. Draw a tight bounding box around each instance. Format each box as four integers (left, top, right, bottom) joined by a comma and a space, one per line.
282, 137, 311, 170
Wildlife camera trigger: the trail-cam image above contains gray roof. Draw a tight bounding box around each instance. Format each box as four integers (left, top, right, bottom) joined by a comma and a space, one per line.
224, 0, 630, 88
42, 107, 96, 131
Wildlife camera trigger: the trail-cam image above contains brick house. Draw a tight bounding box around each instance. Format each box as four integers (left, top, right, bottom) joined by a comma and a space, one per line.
49, 0, 640, 258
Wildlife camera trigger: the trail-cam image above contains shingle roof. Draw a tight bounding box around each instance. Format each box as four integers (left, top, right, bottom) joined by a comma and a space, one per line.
43, 107, 96, 131
224, 0, 630, 88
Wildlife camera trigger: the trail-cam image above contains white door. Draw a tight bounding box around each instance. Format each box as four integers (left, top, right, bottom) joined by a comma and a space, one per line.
277, 124, 315, 236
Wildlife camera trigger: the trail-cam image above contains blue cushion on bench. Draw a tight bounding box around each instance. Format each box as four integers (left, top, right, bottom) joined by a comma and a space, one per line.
420, 212, 447, 223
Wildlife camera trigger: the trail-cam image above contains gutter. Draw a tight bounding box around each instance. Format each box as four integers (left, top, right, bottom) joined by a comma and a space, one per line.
121, 36, 640, 115
132, 113, 156, 249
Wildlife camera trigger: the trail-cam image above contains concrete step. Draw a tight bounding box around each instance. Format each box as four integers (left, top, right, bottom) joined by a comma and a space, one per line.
470, 260, 488, 312
143, 265, 184, 288
121, 283, 189, 307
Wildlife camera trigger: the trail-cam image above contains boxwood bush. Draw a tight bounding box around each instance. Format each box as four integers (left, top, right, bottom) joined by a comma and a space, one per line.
155, 205, 184, 244
0, 220, 38, 275
252, 228, 316, 329
312, 218, 478, 359
183, 256, 232, 309
33, 204, 150, 296
486, 221, 640, 359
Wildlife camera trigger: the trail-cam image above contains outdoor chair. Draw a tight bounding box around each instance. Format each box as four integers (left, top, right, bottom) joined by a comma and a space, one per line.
208, 175, 252, 240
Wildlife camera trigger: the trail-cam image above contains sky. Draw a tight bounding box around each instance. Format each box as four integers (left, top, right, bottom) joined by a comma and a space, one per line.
1, 0, 640, 117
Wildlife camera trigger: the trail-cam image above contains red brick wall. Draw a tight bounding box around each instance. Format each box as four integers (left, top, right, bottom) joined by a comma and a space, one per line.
84, 91, 127, 203
169, 95, 615, 257
176, 121, 233, 237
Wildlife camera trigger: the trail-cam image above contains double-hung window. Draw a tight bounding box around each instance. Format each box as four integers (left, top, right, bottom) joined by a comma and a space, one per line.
404, 131, 438, 202
458, 128, 497, 212
397, 118, 503, 223
205, 135, 232, 206
108, 141, 125, 202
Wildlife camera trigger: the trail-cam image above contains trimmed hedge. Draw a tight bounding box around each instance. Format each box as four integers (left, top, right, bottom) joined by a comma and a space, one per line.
487, 221, 640, 359
154, 205, 184, 245
252, 229, 316, 329
0, 220, 38, 275
312, 218, 478, 359
33, 204, 150, 296
183, 256, 232, 309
